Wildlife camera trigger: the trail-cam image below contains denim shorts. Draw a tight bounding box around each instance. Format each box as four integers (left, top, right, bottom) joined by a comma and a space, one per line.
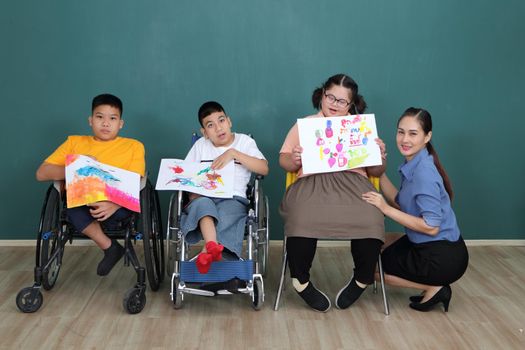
181, 196, 249, 258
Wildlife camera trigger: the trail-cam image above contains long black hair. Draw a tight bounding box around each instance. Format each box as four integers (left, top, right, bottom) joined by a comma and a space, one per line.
399, 107, 454, 200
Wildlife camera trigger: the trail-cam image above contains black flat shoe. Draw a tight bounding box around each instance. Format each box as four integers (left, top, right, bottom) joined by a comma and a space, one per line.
335, 277, 366, 309
297, 282, 331, 312
409, 285, 451, 312
97, 240, 125, 276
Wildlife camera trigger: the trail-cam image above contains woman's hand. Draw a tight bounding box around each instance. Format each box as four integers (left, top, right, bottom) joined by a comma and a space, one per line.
291, 145, 303, 167
362, 191, 389, 213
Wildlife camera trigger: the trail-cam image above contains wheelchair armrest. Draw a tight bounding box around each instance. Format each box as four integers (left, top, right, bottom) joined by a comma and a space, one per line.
53, 180, 65, 192
140, 173, 148, 191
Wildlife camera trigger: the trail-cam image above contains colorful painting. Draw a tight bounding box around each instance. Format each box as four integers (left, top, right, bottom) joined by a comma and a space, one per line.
297, 114, 382, 175
155, 159, 234, 198
65, 154, 141, 212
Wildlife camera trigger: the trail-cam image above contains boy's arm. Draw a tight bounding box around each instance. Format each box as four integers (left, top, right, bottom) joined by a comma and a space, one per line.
36, 162, 65, 181
212, 149, 269, 175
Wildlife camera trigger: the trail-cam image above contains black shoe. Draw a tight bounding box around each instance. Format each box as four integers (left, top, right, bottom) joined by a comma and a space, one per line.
409, 285, 451, 312
296, 282, 331, 312
335, 277, 366, 309
97, 240, 125, 276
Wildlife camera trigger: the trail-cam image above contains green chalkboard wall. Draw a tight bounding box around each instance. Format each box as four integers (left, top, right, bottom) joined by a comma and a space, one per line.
1, 0, 524, 240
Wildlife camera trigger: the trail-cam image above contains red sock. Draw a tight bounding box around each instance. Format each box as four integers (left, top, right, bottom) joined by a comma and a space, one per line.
196, 252, 213, 274
205, 241, 224, 262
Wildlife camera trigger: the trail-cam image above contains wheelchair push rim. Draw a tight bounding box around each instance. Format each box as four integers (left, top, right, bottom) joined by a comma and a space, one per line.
140, 180, 165, 291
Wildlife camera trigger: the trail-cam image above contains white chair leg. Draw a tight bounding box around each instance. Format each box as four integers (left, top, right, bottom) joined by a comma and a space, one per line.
273, 237, 288, 311
378, 254, 390, 315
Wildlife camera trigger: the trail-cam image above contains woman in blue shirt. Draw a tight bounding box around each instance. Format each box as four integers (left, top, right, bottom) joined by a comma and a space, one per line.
362, 107, 468, 312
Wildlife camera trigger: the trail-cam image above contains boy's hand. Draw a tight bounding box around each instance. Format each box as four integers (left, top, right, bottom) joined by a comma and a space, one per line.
89, 201, 121, 221
211, 149, 237, 170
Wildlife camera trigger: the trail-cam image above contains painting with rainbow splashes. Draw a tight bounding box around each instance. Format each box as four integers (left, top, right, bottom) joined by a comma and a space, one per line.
155, 159, 234, 198
65, 154, 141, 212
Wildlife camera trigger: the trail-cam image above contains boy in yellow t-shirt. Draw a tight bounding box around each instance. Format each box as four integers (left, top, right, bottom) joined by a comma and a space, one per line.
36, 93, 145, 276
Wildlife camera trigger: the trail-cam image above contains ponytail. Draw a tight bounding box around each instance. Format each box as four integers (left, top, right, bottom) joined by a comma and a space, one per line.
353, 94, 367, 114
311, 87, 323, 109
426, 142, 454, 200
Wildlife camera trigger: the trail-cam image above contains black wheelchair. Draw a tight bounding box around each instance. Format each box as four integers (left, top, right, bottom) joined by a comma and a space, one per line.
165, 158, 269, 310
15, 178, 164, 314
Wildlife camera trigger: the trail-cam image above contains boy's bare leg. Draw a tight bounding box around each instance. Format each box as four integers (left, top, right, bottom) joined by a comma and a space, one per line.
82, 221, 112, 249
199, 216, 217, 247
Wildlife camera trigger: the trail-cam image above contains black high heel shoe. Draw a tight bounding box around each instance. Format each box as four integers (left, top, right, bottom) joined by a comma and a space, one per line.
409, 294, 424, 303
409, 285, 451, 312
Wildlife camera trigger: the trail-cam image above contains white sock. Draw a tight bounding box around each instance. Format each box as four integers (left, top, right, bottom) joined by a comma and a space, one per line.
292, 278, 309, 292
356, 280, 367, 289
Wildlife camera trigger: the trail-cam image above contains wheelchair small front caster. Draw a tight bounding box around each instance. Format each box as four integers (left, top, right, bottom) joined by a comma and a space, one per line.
123, 287, 146, 314
252, 278, 264, 310
16, 287, 43, 313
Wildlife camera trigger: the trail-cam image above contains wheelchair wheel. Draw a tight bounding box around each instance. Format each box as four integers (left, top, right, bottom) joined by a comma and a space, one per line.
38, 185, 64, 290
16, 287, 43, 313
257, 195, 270, 276
123, 287, 146, 314
172, 276, 183, 309
252, 277, 264, 310
141, 180, 165, 291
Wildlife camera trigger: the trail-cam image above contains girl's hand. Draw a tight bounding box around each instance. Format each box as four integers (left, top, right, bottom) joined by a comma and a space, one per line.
292, 145, 303, 167
362, 191, 389, 212
211, 149, 236, 170
375, 138, 387, 160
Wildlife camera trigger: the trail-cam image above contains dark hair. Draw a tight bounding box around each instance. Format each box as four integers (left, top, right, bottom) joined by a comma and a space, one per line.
92, 93, 123, 117
398, 107, 454, 200
198, 101, 225, 127
311, 74, 367, 114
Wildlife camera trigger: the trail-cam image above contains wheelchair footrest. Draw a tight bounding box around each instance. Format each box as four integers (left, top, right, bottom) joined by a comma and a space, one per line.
180, 260, 254, 283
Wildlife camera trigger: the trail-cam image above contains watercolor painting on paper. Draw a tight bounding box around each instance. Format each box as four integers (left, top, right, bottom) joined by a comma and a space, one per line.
155, 159, 234, 198
65, 154, 141, 212
297, 114, 382, 175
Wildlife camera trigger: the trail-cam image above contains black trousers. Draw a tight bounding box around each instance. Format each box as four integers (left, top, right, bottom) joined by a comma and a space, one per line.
287, 236, 383, 285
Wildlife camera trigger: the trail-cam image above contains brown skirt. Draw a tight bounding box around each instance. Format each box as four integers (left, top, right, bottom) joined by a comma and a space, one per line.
279, 171, 385, 241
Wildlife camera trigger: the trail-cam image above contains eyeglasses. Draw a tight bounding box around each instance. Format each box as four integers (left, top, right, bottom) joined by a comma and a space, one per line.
324, 92, 351, 108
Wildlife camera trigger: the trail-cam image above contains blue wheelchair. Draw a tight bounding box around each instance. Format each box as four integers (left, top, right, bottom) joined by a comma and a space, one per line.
16, 178, 164, 314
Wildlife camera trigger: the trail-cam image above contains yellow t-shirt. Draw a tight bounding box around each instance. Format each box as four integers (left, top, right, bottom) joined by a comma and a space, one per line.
45, 135, 145, 176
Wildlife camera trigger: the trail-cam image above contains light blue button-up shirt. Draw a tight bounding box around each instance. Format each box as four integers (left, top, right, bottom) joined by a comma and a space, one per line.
395, 148, 460, 243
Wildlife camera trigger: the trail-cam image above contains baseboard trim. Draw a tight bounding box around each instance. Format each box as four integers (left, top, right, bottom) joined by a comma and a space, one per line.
2, 239, 524, 247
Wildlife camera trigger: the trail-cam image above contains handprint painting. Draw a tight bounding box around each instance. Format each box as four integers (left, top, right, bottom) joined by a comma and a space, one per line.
65, 154, 141, 212
298, 114, 383, 175
155, 159, 234, 198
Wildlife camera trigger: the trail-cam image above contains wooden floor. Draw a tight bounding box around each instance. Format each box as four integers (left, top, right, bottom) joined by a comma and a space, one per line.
1, 243, 524, 349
